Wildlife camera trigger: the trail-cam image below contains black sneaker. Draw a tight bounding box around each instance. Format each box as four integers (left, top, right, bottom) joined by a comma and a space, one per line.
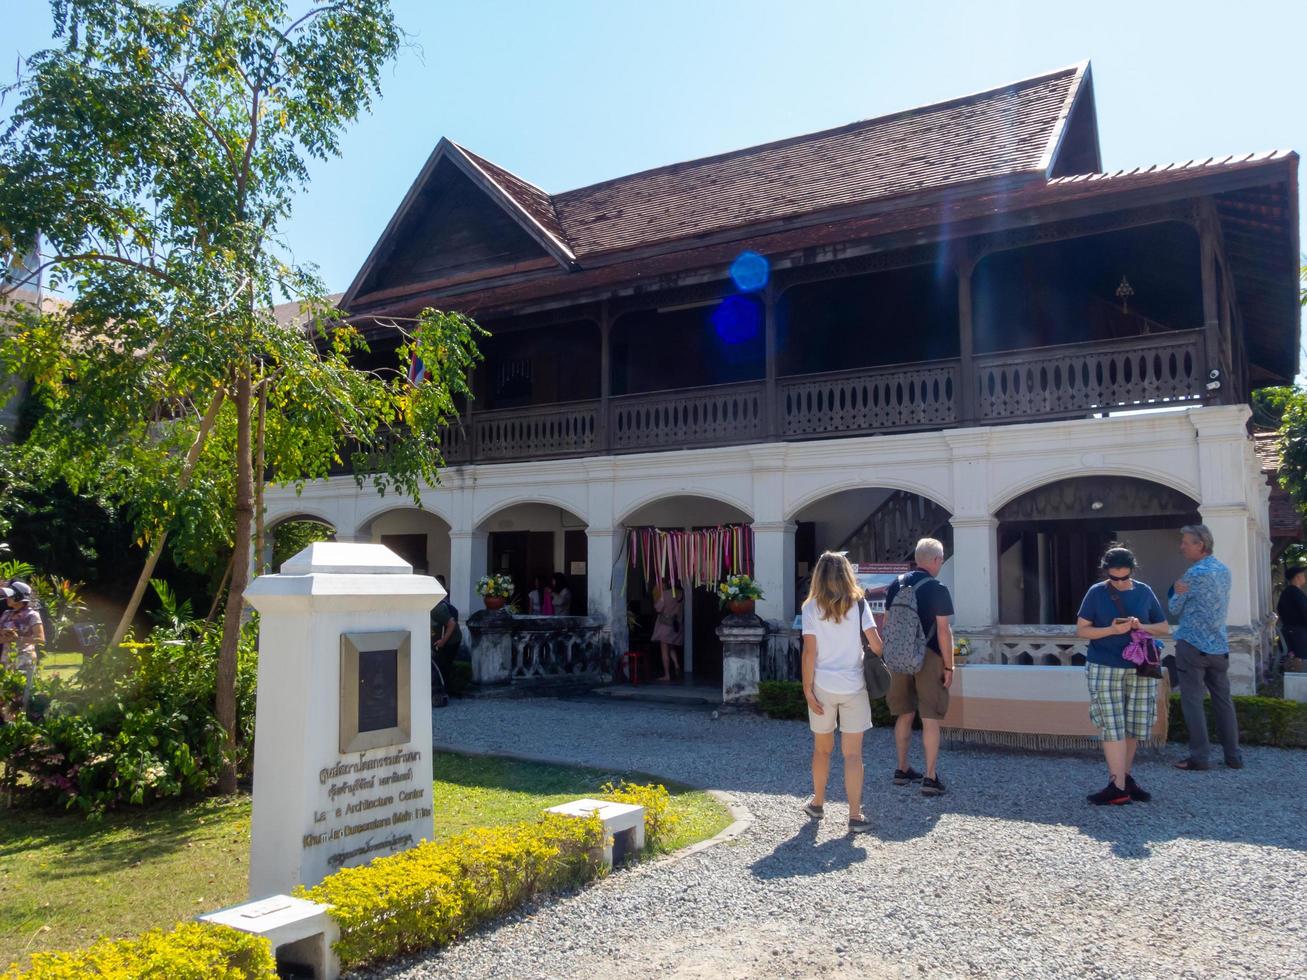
921, 775, 946, 797
847, 814, 872, 834
893, 767, 924, 785
1087, 780, 1131, 805
1125, 774, 1151, 803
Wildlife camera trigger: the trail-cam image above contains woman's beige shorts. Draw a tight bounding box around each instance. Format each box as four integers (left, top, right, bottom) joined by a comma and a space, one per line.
808, 685, 873, 734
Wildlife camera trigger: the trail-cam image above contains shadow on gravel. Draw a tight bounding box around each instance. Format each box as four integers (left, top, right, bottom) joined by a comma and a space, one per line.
748, 821, 869, 879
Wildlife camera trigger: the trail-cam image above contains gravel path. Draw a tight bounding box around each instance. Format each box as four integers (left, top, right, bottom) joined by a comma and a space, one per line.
364, 696, 1307, 980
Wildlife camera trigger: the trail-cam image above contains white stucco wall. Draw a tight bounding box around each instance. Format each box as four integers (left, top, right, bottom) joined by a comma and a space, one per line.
263, 405, 1270, 690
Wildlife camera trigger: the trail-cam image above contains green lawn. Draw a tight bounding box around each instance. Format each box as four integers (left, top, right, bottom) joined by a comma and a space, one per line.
430, 750, 732, 854
0, 751, 731, 969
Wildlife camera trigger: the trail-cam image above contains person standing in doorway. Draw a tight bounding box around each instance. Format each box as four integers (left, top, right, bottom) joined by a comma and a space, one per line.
1076, 546, 1169, 804
550, 573, 572, 616
1170, 524, 1243, 771
651, 578, 683, 682
528, 575, 554, 615
801, 551, 883, 834
883, 538, 955, 797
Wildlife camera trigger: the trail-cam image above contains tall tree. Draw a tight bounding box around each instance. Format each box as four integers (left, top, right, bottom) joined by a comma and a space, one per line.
0, 0, 482, 792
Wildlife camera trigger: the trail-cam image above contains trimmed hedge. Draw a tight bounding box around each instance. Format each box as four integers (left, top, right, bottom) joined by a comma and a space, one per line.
1168, 693, 1307, 748
7, 780, 676, 975
758, 680, 1307, 749
2, 923, 274, 979
759, 680, 893, 727
299, 813, 604, 969
601, 780, 677, 847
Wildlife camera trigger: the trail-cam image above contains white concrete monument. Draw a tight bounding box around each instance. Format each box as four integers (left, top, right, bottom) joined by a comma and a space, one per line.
243, 541, 442, 899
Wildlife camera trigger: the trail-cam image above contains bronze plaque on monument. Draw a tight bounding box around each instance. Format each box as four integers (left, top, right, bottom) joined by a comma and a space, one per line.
339, 631, 411, 753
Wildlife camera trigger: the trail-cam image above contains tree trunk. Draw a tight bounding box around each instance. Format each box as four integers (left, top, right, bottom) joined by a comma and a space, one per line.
216, 368, 254, 795
206, 550, 235, 623
108, 388, 226, 651
253, 377, 268, 576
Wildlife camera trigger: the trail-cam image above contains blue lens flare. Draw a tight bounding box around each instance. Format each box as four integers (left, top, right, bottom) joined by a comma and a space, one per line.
711, 295, 762, 345
729, 251, 769, 292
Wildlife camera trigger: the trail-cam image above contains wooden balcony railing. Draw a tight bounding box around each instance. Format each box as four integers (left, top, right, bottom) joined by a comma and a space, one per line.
609, 381, 766, 452
780, 360, 959, 438
974, 330, 1204, 423
472, 401, 599, 461
330, 331, 1211, 473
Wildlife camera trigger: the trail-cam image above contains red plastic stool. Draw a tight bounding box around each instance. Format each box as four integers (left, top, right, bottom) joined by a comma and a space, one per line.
619, 651, 642, 686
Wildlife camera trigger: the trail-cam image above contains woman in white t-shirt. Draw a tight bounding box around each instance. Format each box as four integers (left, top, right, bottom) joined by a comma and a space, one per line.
800, 551, 883, 834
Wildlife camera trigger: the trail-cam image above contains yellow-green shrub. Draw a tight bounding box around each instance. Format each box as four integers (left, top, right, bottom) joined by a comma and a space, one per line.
2, 923, 274, 980
300, 813, 603, 969
601, 780, 679, 849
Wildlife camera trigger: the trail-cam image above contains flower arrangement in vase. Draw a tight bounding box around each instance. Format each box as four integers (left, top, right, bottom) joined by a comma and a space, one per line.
476, 574, 515, 610
717, 573, 764, 615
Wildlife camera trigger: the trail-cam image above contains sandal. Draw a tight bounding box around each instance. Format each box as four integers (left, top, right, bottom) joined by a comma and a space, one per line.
1173, 759, 1208, 771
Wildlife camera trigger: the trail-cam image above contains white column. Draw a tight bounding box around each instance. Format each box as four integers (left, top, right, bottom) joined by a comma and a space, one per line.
585, 528, 617, 623
752, 521, 796, 623
1197, 506, 1252, 624
949, 517, 999, 628
748, 446, 794, 624
448, 530, 488, 616
1192, 406, 1257, 627
945, 429, 997, 631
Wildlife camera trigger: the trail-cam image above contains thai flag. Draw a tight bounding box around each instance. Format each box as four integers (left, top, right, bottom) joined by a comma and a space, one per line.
407, 354, 427, 386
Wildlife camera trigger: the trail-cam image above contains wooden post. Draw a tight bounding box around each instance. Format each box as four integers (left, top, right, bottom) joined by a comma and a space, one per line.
1199, 221, 1225, 405
464, 364, 477, 462
956, 253, 977, 426
599, 301, 611, 453
764, 281, 778, 439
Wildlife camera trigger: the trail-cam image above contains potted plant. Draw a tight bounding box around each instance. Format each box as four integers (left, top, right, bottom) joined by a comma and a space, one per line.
476, 574, 515, 611
717, 573, 764, 616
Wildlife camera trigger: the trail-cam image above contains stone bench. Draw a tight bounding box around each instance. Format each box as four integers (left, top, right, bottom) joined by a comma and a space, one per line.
941, 663, 1170, 750
1284, 672, 1307, 703
546, 798, 645, 867
201, 895, 339, 980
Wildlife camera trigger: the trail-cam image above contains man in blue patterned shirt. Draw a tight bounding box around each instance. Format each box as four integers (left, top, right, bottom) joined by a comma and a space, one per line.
1169, 524, 1242, 771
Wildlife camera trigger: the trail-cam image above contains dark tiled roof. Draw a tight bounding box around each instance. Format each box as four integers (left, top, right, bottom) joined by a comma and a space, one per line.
456, 145, 571, 255
1254, 430, 1302, 539
1255, 429, 1282, 473
464, 64, 1084, 259
1046, 150, 1294, 190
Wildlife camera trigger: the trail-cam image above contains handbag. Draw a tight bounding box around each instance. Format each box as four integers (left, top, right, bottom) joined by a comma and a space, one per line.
857, 598, 893, 699
1107, 588, 1164, 679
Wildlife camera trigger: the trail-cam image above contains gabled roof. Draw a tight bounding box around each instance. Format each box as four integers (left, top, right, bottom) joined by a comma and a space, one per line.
550, 62, 1090, 257
347, 62, 1093, 308
343, 139, 575, 308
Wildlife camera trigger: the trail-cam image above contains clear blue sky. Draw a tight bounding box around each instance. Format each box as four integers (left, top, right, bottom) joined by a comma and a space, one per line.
7, 0, 1306, 302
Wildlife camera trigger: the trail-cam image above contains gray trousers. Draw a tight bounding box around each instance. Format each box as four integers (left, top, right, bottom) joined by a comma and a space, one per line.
1175, 639, 1242, 766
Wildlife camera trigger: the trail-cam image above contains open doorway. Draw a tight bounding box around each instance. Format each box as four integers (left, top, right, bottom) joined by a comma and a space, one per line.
620, 495, 753, 687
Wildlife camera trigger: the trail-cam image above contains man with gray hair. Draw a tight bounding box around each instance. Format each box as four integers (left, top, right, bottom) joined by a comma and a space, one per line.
882, 537, 955, 796
1169, 524, 1242, 770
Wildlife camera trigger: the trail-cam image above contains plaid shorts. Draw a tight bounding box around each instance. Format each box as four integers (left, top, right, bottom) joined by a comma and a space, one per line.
1086, 663, 1158, 742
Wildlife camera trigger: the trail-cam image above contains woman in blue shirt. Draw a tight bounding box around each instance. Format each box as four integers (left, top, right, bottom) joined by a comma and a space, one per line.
1075, 546, 1170, 805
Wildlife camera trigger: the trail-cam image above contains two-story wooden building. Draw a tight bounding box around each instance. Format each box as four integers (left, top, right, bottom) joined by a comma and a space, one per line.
264, 62, 1299, 693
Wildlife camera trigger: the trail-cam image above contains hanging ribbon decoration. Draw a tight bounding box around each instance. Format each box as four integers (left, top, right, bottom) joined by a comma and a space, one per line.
625, 525, 754, 591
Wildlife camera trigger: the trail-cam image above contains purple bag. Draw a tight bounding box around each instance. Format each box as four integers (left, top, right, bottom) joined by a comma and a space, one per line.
1107, 589, 1165, 679
1121, 630, 1155, 667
